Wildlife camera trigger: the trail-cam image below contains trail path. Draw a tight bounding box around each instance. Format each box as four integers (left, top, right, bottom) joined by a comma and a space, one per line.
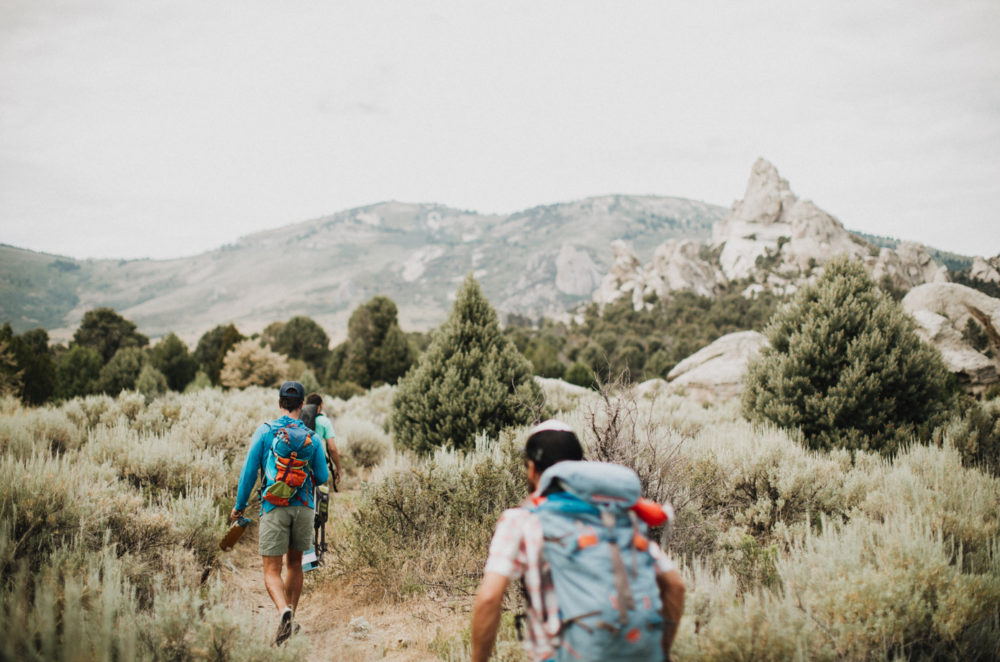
215, 490, 471, 661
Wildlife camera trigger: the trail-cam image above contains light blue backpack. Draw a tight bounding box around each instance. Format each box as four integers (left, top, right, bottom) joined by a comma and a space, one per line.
530, 461, 665, 661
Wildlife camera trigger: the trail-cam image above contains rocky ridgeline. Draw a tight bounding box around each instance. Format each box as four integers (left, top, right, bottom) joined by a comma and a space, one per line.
593, 158, 950, 308
592, 159, 1000, 400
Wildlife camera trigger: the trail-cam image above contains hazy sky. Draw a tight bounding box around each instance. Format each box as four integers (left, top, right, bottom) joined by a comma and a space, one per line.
2, 0, 998, 260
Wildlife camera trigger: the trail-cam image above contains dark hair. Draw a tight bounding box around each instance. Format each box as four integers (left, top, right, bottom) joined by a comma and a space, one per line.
305, 393, 322, 407
279, 395, 304, 412
524, 429, 584, 474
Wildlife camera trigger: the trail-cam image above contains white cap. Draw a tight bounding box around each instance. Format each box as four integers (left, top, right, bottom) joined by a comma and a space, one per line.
528, 419, 575, 436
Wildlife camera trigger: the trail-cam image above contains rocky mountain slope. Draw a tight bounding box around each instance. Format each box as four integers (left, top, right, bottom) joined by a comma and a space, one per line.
0, 196, 723, 342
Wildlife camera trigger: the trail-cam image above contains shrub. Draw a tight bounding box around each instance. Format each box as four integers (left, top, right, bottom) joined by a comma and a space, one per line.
333, 433, 523, 598
392, 276, 542, 453
743, 256, 954, 455
936, 397, 1000, 477
564, 361, 595, 388
336, 415, 392, 469
219, 339, 288, 388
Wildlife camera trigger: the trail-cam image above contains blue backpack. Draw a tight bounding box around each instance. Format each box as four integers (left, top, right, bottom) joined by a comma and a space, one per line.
261, 420, 316, 507
529, 461, 665, 661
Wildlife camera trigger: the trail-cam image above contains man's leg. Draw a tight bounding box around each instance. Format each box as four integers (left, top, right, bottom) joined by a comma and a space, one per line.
285, 548, 304, 610
262, 555, 288, 611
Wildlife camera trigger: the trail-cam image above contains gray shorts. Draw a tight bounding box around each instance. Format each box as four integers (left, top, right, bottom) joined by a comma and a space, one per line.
258, 506, 314, 556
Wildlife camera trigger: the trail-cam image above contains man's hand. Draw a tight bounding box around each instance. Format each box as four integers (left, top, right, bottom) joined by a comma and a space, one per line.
229, 508, 244, 522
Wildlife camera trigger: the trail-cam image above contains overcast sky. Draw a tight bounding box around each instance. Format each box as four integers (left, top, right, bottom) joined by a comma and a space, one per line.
1, 0, 998, 260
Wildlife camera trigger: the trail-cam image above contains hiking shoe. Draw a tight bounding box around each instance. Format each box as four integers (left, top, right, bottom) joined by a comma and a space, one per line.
275, 607, 294, 645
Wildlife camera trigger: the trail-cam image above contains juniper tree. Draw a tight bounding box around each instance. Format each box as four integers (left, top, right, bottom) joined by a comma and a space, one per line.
392, 276, 542, 453
331, 297, 415, 388
742, 256, 953, 455
73, 307, 148, 363
149, 333, 198, 391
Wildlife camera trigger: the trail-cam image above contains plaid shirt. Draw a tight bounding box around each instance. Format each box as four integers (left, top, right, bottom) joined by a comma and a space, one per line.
483, 503, 675, 661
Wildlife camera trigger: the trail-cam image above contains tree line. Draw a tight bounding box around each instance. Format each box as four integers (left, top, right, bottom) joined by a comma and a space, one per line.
0, 295, 423, 405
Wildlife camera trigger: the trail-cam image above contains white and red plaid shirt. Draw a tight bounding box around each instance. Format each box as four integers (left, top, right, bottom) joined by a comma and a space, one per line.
483, 502, 675, 661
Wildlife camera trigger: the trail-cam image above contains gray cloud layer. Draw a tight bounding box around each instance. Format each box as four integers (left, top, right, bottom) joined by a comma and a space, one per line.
1, 0, 998, 259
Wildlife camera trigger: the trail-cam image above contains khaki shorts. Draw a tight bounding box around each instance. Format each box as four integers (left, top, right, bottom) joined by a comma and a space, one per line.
258, 506, 314, 556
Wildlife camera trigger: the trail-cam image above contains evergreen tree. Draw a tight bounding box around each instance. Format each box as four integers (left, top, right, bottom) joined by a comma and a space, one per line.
72, 307, 148, 363
392, 276, 541, 453
0, 325, 24, 398
7, 327, 56, 405
96, 346, 145, 394
194, 324, 244, 385
56, 345, 102, 399
135, 364, 168, 400
149, 333, 198, 391
331, 296, 415, 388
742, 256, 954, 455
268, 316, 331, 381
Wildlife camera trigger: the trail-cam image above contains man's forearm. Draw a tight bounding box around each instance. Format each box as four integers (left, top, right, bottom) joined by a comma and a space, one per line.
658, 569, 685, 659
471, 572, 508, 662
470, 598, 502, 662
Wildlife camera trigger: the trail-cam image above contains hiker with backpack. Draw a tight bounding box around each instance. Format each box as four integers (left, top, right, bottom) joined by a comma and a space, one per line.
230, 381, 330, 645
302, 392, 342, 484
471, 420, 686, 662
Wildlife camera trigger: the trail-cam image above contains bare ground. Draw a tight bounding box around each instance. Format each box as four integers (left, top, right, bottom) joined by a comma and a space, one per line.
214, 491, 472, 661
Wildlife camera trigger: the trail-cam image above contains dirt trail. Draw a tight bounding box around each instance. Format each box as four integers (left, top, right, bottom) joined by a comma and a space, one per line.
214, 491, 471, 661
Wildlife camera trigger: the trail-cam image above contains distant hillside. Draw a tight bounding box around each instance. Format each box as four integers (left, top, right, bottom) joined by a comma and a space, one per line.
854, 232, 973, 272
0, 196, 724, 342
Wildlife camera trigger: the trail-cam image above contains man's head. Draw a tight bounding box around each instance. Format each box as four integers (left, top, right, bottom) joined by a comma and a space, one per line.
305, 392, 323, 412
278, 381, 305, 413
523, 419, 583, 489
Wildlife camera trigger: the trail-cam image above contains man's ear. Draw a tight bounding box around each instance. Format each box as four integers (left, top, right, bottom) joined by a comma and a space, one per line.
526, 460, 541, 489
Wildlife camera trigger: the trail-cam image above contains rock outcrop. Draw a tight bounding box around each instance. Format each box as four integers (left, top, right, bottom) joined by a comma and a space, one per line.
713, 159, 870, 289
592, 240, 647, 309
969, 256, 1000, 284
663, 330, 769, 404
870, 242, 948, 291
595, 158, 950, 309
902, 283, 1000, 394
592, 239, 725, 308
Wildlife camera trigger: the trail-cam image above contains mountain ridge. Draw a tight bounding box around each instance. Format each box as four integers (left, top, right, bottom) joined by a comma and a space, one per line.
0, 194, 724, 343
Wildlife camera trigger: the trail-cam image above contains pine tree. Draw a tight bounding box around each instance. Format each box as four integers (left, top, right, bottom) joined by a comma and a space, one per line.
96, 346, 145, 395
73, 308, 148, 363
149, 333, 198, 391
331, 296, 415, 388
742, 256, 954, 455
392, 276, 542, 453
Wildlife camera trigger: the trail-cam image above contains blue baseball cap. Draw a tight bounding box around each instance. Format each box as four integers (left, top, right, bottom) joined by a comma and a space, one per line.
279, 381, 305, 399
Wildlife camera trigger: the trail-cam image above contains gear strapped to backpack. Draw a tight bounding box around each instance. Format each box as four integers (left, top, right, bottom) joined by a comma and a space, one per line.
262, 421, 316, 507
528, 461, 668, 662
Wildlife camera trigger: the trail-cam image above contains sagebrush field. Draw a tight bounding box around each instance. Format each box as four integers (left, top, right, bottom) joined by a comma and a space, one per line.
2, 380, 998, 661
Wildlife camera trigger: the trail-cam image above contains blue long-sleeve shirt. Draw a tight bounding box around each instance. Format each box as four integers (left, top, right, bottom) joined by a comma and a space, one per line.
235, 415, 330, 514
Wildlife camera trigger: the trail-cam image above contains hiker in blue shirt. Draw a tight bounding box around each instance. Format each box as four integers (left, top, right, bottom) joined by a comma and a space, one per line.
231, 381, 330, 645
